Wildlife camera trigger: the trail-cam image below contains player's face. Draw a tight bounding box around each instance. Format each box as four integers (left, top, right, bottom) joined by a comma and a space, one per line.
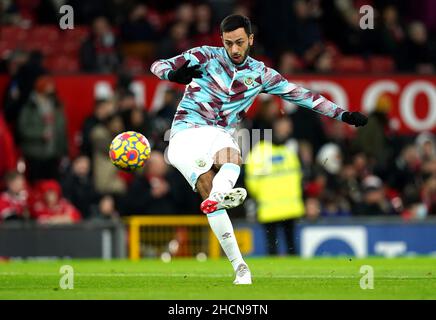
222, 28, 254, 65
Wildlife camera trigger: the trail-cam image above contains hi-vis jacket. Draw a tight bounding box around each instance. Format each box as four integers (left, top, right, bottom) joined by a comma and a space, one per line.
245, 141, 305, 223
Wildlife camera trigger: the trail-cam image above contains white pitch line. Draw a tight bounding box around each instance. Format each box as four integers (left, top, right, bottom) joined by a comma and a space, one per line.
0, 272, 425, 279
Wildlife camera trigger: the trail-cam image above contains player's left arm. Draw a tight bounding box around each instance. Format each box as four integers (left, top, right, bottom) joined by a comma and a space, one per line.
261, 67, 368, 127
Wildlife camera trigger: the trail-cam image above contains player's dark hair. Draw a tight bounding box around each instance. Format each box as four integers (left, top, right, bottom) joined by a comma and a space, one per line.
220, 14, 252, 35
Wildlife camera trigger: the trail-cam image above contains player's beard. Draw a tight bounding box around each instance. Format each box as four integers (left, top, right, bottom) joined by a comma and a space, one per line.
229, 45, 251, 65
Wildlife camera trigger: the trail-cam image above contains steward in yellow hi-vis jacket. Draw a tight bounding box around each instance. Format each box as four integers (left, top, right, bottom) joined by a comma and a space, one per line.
245, 117, 304, 255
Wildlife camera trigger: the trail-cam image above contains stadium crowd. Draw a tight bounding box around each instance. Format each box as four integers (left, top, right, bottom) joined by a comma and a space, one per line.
0, 0, 435, 224
0, 0, 435, 74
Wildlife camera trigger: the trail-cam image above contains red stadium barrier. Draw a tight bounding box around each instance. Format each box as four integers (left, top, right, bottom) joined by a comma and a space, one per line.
0, 74, 435, 157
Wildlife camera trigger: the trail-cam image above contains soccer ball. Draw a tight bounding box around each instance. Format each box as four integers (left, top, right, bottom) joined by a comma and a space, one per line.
109, 131, 151, 171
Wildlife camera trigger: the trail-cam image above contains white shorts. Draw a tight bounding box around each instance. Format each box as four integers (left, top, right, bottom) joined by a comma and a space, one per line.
167, 126, 240, 191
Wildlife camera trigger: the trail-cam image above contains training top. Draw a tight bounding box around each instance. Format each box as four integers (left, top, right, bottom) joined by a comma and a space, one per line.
151, 46, 347, 138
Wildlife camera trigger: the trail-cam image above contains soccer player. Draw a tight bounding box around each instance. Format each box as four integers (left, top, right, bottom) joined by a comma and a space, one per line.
150, 14, 368, 285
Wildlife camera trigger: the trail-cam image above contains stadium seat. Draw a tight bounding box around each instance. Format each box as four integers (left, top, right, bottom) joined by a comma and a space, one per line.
54, 41, 81, 57
122, 42, 156, 61
60, 26, 90, 44
24, 39, 55, 56
368, 56, 395, 73
333, 55, 367, 73
44, 55, 80, 73
30, 25, 59, 42
123, 56, 146, 75
0, 26, 29, 44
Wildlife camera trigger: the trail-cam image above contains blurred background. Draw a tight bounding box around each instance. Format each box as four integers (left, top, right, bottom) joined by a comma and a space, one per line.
0, 0, 435, 260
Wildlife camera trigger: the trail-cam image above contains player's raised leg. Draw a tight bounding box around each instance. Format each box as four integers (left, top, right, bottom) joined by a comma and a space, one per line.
196, 155, 251, 285
200, 147, 247, 214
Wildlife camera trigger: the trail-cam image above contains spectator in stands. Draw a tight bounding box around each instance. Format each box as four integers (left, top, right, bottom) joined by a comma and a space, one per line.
398, 21, 436, 73
401, 188, 427, 221
423, 160, 436, 180
118, 91, 152, 139
323, 3, 368, 55
192, 2, 221, 47
416, 134, 436, 192
152, 88, 182, 152
80, 98, 116, 158
80, 16, 123, 73
388, 144, 422, 196
0, 0, 24, 25
324, 117, 350, 153
66, 0, 107, 25
90, 112, 127, 196
416, 132, 436, 163
290, 106, 327, 155
61, 155, 99, 219
120, 151, 187, 215
114, 71, 134, 102
154, 87, 180, 131
421, 174, 436, 216
17, 75, 68, 183
319, 191, 351, 218
245, 117, 305, 255
312, 47, 335, 73
89, 195, 120, 222
121, 4, 158, 42
175, 2, 196, 33
304, 197, 321, 220
290, 0, 323, 67
298, 140, 315, 186
353, 94, 393, 175
354, 175, 395, 216
277, 50, 303, 75
0, 171, 28, 222
248, 96, 280, 133
304, 170, 327, 199
31, 179, 81, 224
316, 142, 343, 192
338, 161, 362, 212
0, 113, 18, 189
157, 21, 191, 59
2, 50, 29, 129
379, 5, 405, 57
3, 50, 46, 138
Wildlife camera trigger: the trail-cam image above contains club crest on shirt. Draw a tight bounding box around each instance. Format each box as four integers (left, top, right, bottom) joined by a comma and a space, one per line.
195, 158, 207, 168
215, 67, 223, 74
244, 77, 254, 86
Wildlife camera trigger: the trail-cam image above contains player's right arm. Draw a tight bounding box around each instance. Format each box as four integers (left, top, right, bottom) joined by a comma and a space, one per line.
150, 47, 208, 84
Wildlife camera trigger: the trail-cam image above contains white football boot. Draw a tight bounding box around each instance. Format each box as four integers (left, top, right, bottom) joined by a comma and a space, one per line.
200, 188, 247, 214
233, 263, 252, 285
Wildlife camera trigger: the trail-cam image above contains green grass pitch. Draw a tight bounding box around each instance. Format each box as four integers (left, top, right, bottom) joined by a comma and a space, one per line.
0, 257, 435, 299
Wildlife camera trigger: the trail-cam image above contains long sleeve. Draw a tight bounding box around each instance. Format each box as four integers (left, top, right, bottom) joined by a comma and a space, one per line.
262, 67, 347, 121
150, 46, 210, 80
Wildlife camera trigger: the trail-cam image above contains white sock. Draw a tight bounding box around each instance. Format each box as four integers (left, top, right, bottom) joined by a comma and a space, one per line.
210, 163, 240, 196
207, 209, 245, 271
